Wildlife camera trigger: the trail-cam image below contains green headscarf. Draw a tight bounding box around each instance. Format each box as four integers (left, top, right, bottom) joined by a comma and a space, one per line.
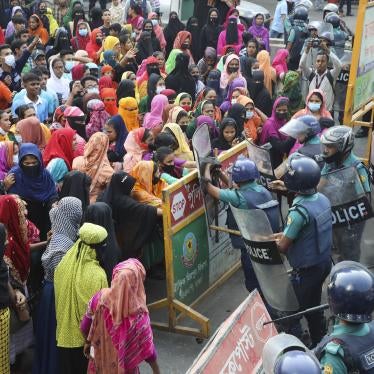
165, 49, 182, 74
280, 71, 304, 115
54, 222, 108, 348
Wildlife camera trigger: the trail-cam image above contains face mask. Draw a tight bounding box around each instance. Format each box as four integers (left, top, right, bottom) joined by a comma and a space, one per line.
162, 164, 174, 174
4, 54, 16, 68
147, 66, 160, 75
228, 67, 239, 74
87, 87, 99, 94
15, 134, 22, 143
151, 19, 158, 26
308, 102, 321, 112
21, 164, 40, 177
78, 28, 88, 37
64, 60, 75, 72
181, 105, 191, 112
96, 37, 102, 46
131, 32, 136, 38
13, 154, 18, 164
231, 99, 237, 105
276, 112, 288, 120
39, 8, 46, 13
156, 85, 165, 94
210, 17, 218, 24
148, 143, 156, 151
246, 110, 254, 119
193, 75, 199, 82
181, 43, 189, 50
323, 152, 342, 164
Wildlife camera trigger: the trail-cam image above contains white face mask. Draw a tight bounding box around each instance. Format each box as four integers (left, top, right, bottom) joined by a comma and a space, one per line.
231, 99, 237, 105
4, 54, 16, 68
13, 154, 18, 164
151, 19, 158, 26
87, 87, 99, 94
15, 135, 22, 143
156, 86, 165, 94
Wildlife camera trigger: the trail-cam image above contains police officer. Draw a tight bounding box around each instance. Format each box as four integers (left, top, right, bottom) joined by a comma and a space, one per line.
320, 125, 371, 262
203, 156, 279, 292
280, 115, 323, 167
325, 13, 348, 59
275, 155, 332, 346
315, 261, 374, 373
287, 6, 309, 71
263, 333, 322, 374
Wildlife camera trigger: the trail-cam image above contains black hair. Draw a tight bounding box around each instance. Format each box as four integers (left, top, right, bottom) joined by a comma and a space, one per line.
141, 128, 151, 143
15, 103, 35, 119
12, 15, 26, 24
60, 49, 74, 58
154, 133, 178, 150
155, 146, 174, 163
69, 79, 80, 91
176, 110, 188, 123
119, 33, 130, 45
81, 75, 98, 87
109, 23, 122, 33
51, 57, 64, 67
102, 8, 110, 13
32, 66, 49, 76
0, 45, 11, 54
130, 4, 142, 14
316, 50, 330, 62
10, 39, 27, 53
202, 100, 214, 111
23, 72, 41, 83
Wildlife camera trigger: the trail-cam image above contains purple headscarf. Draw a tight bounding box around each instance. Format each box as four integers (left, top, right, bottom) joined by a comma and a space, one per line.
220, 77, 247, 112
0, 144, 12, 180
259, 97, 290, 145
248, 13, 270, 51
196, 115, 219, 140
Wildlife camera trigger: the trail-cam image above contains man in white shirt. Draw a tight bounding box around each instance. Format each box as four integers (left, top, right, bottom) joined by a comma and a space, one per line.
270, 0, 288, 38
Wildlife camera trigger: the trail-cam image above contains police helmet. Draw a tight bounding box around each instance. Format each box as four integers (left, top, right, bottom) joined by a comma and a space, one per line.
274, 350, 322, 374
293, 6, 309, 21
325, 12, 341, 28
323, 3, 339, 15
319, 31, 334, 45
320, 125, 354, 155
231, 156, 260, 183
283, 154, 321, 194
328, 261, 374, 323
280, 115, 321, 139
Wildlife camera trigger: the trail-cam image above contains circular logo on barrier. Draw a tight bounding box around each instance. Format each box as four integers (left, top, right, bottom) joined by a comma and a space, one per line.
250, 301, 274, 344
182, 232, 198, 268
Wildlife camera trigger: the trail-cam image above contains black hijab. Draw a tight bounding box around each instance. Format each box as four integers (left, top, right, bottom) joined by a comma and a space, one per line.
211, 117, 238, 151
0, 224, 9, 309
227, 103, 246, 134
203, 8, 223, 50
59, 171, 91, 212
249, 70, 272, 117
116, 79, 136, 103
83, 202, 120, 284
147, 73, 162, 111
226, 17, 239, 45
98, 172, 158, 260
187, 17, 200, 62
164, 12, 185, 55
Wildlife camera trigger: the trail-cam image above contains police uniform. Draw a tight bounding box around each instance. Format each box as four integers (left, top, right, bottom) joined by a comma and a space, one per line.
287, 21, 308, 71
315, 321, 374, 373
283, 192, 332, 345
219, 181, 279, 291
322, 152, 371, 261
296, 135, 324, 167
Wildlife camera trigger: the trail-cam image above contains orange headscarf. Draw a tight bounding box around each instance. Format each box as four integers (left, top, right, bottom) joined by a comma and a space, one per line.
28, 14, 49, 45
257, 50, 276, 97
118, 98, 140, 132
237, 95, 262, 142
130, 160, 166, 207
16, 117, 46, 150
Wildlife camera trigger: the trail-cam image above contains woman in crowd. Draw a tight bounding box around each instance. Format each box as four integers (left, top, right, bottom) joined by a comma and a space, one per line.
71, 19, 91, 51
0, 141, 18, 180
162, 123, 194, 161
199, 8, 222, 58
80, 259, 160, 373
143, 94, 169, 135
272, 48, 289, 80
163, 12, 185, 57
116, 79, 136, 103
220, 78, 248, 113
28, 14, 49, 45
116, 97, 139, 133
86, 28, 104, 63
0, 110, 15, 142
86, 99, 110, 138
248, 13, 270, 52
217, 16, 243, 56
259, 97, 294, 167
257, 50, 276, 98
54, 222, 108, 374
73, 132, 114, 203
186, 100, 218, 139
166, 107, 190, 132
136, 31, 158, 65
227, 103, 246, 135
100, 87, 118, 116
194, 88, 222, 122
34, 197, 82, 374
211, 117, 240, 152
104, 117, 127, 164
63, 106, 86, 155
47, 58, 70, 104
173, 31, 195, 65
46, 27, 71, 60
175, 93, 193, 112
279, 71, 304, 116
123, 128, 154, 173
197, 47, 218, 83
293, 89, 332, 120
16, 117, 46, 150
220, 54, 245, 92
186, 17, 200, 63
139, 73, 165, 113
148, 12, 166, 51
240, 38, 260, 63
43, 128, 76, 184
100, 36, 121, 63
248, 70, 273, 117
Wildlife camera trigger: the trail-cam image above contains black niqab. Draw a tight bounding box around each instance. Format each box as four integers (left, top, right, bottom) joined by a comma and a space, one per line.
116, 79, 136, 103
226, 17, 239, 45
227, 103, 246, 134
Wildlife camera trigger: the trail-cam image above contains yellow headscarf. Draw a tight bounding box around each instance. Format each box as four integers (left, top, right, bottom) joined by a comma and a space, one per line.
162, 123, 193, 161
118, 97, 140, 132
100, 36, 121, 62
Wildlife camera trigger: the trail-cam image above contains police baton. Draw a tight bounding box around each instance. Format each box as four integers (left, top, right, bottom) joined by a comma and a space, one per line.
263, 304, 329, 326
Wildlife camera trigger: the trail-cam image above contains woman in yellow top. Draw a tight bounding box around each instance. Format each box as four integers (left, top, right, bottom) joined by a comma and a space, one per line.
162, 123, 194, 161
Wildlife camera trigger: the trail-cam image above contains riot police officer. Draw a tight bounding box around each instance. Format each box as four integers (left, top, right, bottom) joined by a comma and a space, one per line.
263, 333, 322, 374
325, 13, 348, 59
203, 156, 279, 292
275, 155, 332, 346
280, 115, 323, 167
315, 261, 374, 373
320, 125, 371, 262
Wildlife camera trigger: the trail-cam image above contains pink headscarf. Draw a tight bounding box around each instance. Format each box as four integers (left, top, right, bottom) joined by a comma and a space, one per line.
143, 94, 169, 133
272, 49, 289, 78
220, 54, 245, 89
86, 99, 110, 138
148, 12, 166, 49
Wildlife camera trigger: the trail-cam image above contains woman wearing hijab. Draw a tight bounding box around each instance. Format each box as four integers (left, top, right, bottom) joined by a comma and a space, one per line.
162, 123, 194, 161
98, 172, 160, 260
73, 132, 114, 203
248, 13, 270, 52
8, 143, 58, 239
100, 87, 118, 116
46, 27, 71, 61
279, 71, 304, 116
186, 17, 201, 63
166, 107, 190, 130
0, 141, 17, 181
33, 197, 82, 374
219, 54, 246, 93
43, 128, 76, 184
200, 8, 222, 58
217, 16, 243, 56
165, 49, 182, 75
172, 30, 195, 65
28, 14, 49, 45
227, 103, 247, 135
64, 106, 87, 155
83, 202, 120, 283
116, 97, 140, 133
16, 117, 46, 150
71, 64, 88, 81
100, 36, 121, 63
139, 73, 165, 113
293, 89, 332, 120
86, 28, 103, 63
86, 99, 110, 138
193, 88, 222, 122
47, 58, 71, 104
136, 31, 156, 65
249, 70, 273, 117
219, 77, 248, 113
272, 48, 289, 80
211, 117, 239, 152
257, 50, 276, 98
166, 53, 196, 101
116, 79, 136, 103
54, 222, 108, 374
137, 56, 161, 96
163, 11, 185, 57
123, 128, 154, 173
70, 20, 91, 51
187, 114, 219, 141
59, 171, 91, 212
80, 259, 160, 373
197, 47, 218, 84
148, 12, 166, 50
143, 94, 168, 135
5, 6, 26, 39
103, 117, 126, 165
141, 19, 162, 51
259, 97, 294, 167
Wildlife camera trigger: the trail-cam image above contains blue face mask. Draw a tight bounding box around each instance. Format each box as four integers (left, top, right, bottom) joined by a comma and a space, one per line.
78, 28, 88, 37
308, 102, 321, 112
64, 60, 75, 72
246, 110, 254, 119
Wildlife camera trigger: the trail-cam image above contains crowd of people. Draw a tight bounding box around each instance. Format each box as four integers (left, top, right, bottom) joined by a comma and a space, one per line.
0, 0, 371, 372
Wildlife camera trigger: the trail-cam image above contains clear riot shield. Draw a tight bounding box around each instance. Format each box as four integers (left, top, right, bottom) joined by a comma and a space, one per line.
247, 140, 275, 187
318, 166, 373, 227
333, 30, 347, 59
230, 205, 299, 312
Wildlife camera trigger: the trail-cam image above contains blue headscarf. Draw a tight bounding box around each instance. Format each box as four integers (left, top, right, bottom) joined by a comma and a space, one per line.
109, 115, 128, 159
8, 143, 58, 202
103, 51, 117, 68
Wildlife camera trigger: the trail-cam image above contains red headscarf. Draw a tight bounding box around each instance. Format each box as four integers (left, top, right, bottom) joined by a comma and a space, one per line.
42, 128, 76, 169
71, 20, 91, 51
0, 195, 30, 283
100, 88, 118, 116
71, 63, 87, 81
99, 76, 114, 91
86, 28, 102, 62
